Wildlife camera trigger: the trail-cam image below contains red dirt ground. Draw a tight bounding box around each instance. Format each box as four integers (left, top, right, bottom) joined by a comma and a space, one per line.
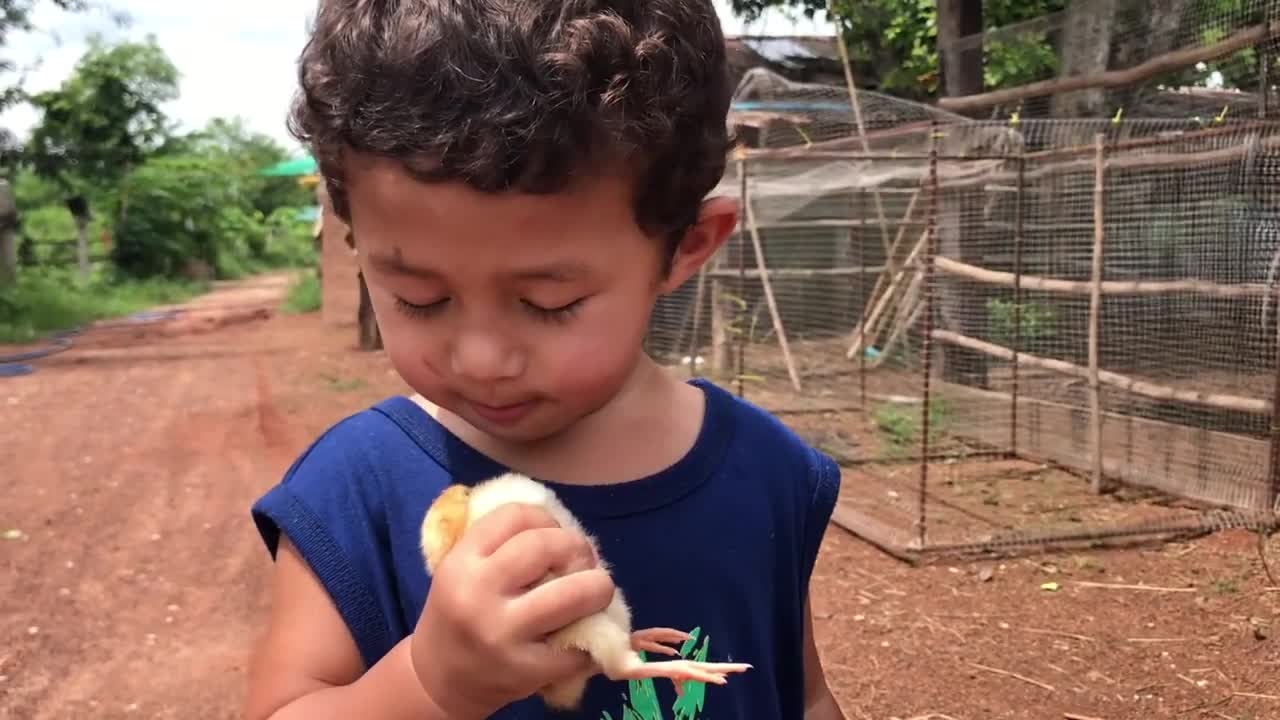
1, 273, 1278, 719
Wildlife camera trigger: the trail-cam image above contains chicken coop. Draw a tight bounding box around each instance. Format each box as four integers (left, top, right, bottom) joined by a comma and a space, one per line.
648, 65, 1280, 560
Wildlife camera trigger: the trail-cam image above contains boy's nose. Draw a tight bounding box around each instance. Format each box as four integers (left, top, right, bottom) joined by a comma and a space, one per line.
449, 332, 524, 382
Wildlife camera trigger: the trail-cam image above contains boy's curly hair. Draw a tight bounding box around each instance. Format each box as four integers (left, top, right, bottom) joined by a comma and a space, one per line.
290, 0, 733, 254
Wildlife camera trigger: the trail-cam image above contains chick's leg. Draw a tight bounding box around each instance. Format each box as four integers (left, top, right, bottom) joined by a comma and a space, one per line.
630, 627, 693, 657
605, 657, 753, 687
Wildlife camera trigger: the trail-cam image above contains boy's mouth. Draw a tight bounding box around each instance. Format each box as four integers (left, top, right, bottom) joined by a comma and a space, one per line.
468, 399, 539, 426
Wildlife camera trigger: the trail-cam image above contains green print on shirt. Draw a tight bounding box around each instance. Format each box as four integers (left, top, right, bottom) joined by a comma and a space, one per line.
599, 626, 713, 720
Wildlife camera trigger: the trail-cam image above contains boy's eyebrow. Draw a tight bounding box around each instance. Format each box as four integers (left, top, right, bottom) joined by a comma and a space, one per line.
366, 249, 439, 280
366, 249, 589, 282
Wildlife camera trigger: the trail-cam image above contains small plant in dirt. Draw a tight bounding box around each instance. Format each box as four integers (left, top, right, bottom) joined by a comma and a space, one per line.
1211, 577, 1241, 595
871, 397, 950, 457
319, 373, 366, 392
283, 270, 321, 314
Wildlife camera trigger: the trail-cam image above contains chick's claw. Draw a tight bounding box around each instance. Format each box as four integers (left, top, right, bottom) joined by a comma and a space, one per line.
630, 627, 693, 657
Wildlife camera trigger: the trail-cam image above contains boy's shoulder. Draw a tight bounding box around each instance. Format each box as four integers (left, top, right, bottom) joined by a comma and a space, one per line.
694, 377, 840, 477
250, 395, 455, 555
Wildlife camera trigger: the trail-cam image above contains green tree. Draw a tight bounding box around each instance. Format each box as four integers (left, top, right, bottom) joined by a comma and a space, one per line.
24, 33, 179, 195
177, 117, 311, 217
0, 0, 105, 160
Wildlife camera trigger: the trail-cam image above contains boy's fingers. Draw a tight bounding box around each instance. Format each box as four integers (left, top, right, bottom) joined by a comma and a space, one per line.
486, 526, 598, 591
513, 568, 616, 638
457, 502, 561, 558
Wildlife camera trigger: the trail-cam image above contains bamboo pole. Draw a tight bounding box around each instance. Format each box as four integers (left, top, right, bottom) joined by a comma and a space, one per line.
735, 153, 747, 397
684, 266, 708, 379
743, 170, 803, 393
829, 1, 894, 260
932, 256, 1276, 298
918, 124, 941, 550
931, 329, 1270, 414
1089, 133, 1106, 494
705, 265, 886, 279
856, 189, 868, 406
1011, 156, 1025, 457
741, 133, 1280, 184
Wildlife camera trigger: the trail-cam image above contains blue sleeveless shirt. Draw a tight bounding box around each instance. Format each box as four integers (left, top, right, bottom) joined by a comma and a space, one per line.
251, 378, 841, 719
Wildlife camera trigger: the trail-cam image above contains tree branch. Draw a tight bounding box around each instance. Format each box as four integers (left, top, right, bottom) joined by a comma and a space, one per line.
938, 20, 1280, 113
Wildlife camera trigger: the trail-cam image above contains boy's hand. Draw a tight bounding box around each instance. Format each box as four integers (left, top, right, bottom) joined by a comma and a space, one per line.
409, 502, 615, 718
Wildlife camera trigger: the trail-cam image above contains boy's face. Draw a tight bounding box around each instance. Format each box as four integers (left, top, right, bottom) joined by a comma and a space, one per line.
344, 153, 735, 444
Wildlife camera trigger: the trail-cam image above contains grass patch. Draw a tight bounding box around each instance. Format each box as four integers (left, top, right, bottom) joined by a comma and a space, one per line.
0, 268, 204, 344
282, 270, 321, 314
872, 397, 951, 457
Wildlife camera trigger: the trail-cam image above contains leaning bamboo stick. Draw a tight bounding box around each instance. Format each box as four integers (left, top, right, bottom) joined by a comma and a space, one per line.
870, 297, 924, 370
933, 256, 1276, 297
1089, 133, 1106, 495
847, 228, 928, 359
866, 264, 924, 366
742, 169, 802, 393
844, 187, 925, 357
931, 329, 1270, 414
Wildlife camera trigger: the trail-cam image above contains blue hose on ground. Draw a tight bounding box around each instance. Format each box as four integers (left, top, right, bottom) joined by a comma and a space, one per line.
0, 308, 185, 375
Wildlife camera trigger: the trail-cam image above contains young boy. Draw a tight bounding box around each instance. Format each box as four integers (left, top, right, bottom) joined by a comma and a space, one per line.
244, 1, 846, 719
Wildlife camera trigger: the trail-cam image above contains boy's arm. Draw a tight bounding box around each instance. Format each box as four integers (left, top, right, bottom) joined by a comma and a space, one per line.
803, 596, 847, 720
242, 537, 454, 720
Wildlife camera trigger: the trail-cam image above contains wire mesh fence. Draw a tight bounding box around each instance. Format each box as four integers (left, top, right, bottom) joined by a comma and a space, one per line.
647, 85, 1280, 559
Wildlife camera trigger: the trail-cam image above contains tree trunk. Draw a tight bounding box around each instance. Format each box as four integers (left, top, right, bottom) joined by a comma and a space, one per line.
937, 0, 984, 106
0, 227, 15, 287
75, 217, 90, 282
357, 271, 382, 351
935, 0, 988, 387
1051, 0, 1119, 118
1107, 0, 1195, 111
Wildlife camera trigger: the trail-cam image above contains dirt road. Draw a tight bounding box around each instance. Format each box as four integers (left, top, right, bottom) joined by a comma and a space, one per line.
0, 273, 406, 719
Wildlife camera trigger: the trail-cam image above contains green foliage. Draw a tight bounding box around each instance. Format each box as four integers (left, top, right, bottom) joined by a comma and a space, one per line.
0, 0, 98, 154
24, 34, 179, 193
108, 149, 316, 281
872, 398, 950, 456
986, 298, 1057, 346
283, 270, 322, 315
0, 265, 201, 342
1191, 0, 1272, 90
727, 0, 1065, 100
109, 152, 235, 277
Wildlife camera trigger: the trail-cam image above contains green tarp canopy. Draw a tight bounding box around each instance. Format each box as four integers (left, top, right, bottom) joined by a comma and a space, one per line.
258, 156, 318, 176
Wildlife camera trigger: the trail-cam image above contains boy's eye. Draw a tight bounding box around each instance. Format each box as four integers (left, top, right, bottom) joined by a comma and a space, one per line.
522, 298, 585, 322
395, 296, 449, 317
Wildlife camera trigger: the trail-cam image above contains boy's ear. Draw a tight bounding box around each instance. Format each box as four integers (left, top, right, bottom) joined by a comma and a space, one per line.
661, 196, 739, 293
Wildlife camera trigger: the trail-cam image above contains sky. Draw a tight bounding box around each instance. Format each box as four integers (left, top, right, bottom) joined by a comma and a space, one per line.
0, 0, 835, 154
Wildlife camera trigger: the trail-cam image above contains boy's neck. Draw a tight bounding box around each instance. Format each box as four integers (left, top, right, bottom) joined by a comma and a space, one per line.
411, 354, 706, 485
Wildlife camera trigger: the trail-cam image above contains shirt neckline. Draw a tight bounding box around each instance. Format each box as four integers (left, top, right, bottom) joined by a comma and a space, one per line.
375, 377, 736, 520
